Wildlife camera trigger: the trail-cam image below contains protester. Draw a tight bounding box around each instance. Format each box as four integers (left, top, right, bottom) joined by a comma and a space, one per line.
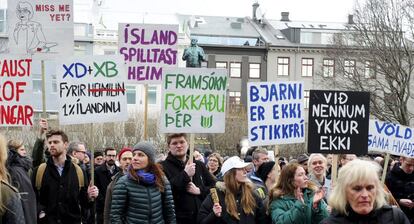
103, 147, 132, 224
7, 139, 37, 224
339, 154, 357, 167
308, 153, 331, 201
68, 142, 88, 168
160, 133, 216, 224
194, 149, 205, 163
386, 156, 414, 223
32, 118, 50, 167
84, 151, 91, 165
269, 162, 328, 223
0, 134, 25, 223
323, 159, 409, 223
110, 142, 176, 224
297, 154, 309, 174
32, 129, 99, 224
198, 156, 267, 224
256, 161, 280, 201
247, 148, 269, 186
94, 150, 105, 167
207, 152, 223, 179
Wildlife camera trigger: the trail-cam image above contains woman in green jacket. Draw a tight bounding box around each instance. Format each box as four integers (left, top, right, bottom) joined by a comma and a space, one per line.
268, 163, 328, 224
110, 142, 176, 224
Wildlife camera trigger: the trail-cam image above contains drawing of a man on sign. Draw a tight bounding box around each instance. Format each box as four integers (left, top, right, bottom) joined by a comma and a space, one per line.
13, 1, 57, 55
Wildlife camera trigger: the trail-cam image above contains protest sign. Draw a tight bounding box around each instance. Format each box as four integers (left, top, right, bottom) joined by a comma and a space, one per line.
247, 81, 305, 146
118, 23, 179, 84
369, 119, 414, 158
160, 67, 227, 133
57, 56, 128, 125
0, 57, 34, 126
308, 90, 370, 155
7, 0, 73, 59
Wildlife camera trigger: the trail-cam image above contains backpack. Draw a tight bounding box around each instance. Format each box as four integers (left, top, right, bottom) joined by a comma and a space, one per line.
35, 162, 84, 191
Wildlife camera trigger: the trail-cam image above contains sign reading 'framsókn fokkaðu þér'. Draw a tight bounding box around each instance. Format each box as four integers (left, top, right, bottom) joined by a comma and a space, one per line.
160, 68, 227, 133
56, 56, 128, 125
247, 82, 305, 146
308, 90, 370, 155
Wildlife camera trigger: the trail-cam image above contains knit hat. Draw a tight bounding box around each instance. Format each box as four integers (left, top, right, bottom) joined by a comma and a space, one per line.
297, 154, 309, 164
257, 161, 276, 183
133, 142, 156, 163
94, 150, 104, 158
118, 147, 132, 161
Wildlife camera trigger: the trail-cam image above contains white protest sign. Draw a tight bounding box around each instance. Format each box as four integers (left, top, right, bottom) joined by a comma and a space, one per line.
118, 23, 179, 84
57, 56, 128, 125
161, 67, 227, 133
247, 81, 305, 146
7, 0, 74, 59
0, 57, 34, 126
369, 119, 414, 158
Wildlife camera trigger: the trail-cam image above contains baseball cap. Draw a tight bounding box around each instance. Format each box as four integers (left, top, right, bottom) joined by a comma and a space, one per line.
221, 156, 251, 176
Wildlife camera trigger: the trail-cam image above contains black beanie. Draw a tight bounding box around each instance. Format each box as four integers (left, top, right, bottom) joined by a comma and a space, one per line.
257, 161, 276, 183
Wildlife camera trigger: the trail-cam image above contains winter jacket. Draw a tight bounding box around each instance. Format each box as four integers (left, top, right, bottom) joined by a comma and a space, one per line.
269, 188, 329, 224
321, 205, 410, 224
7, 149, 37, 224
160, 153, 216, 223
95, 163, 119, 224
308, 174, 331, 202
103, 171, 124, 224
0, 180, 26, 224
385, 163, 414, 222
197, 182, 268, 224
110, 174, 176, 224
32, 156, 90, 224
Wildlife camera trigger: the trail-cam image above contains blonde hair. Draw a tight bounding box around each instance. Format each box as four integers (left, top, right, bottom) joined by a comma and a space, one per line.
307, 153, 327, 177
0, 134, 10, 214
328, 159, 386, 215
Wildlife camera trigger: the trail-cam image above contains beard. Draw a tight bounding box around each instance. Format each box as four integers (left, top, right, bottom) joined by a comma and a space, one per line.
107, 159, 115, 166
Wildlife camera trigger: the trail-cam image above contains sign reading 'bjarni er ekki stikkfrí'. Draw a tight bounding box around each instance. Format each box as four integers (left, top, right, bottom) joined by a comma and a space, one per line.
247, 81, 305, 146
56, 56, 128, 125
308, 90, 370, 155
160, 67, 227, 133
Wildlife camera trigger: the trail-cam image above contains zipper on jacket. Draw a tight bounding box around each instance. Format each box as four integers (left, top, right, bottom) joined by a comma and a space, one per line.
147, 187, 152, 224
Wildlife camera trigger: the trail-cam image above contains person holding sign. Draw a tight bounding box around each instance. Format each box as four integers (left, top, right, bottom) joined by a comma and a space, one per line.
197, 156, 267, 224
160, 133, 216, 224
269, 163, 328, 224
322, 160, 409, 224
308, 154, 331, 202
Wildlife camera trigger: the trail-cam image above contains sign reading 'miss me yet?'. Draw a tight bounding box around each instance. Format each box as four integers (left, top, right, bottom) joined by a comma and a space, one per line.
56, 56, 128, 125
118, 23, 179, 84
160, 67, 227, 133
247, 81, 305, 146
369, 120, 414, 158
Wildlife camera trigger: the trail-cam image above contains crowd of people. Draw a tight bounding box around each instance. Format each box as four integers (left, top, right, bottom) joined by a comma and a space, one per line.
0, 119, 413, 224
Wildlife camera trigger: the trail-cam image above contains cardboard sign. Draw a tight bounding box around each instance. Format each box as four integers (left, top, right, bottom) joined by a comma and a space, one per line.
308, 90, 370, 155
160, 67, 227, 133
57, 56, 128, 125
0, 57, 34, 126
247, 82, 305, 146
369, 120, 414, 158
118, 23, 179, 84
7, 0, 74, 59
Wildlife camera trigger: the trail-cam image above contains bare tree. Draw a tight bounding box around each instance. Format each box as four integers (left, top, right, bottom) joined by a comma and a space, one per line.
320, 0, 414, 126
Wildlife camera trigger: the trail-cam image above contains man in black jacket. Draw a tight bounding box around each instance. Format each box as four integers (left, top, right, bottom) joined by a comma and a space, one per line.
386, 156, 414, 223
160, 133, 216, 224
32, 129, 99, 224
95, 147, 119, 224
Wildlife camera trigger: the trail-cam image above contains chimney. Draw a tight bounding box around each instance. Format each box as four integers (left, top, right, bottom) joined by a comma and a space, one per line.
252, 2, 259, 21
281, 12, 290, 22
348, 14, 354, 24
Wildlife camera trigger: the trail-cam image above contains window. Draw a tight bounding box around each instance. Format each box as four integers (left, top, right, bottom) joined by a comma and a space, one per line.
344, 59, 355, 77
148, 86, 157, 105
216, 62, 227, 69
229, 91, 241, 105
126, 86, 136, 104
230, 62, 241, 78
277, 57, 289, 76
0, 9, 5, 33
32, 74, 42, 93
301, 58, 314, 77
74, 44, 86, 56
364, 61, 376, 79
304, 90, 310, 109
322, 59, 334, 77
249, 63, 260, 79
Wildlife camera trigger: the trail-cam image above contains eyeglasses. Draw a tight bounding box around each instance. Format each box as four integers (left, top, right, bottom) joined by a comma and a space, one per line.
76, 150, 86, 154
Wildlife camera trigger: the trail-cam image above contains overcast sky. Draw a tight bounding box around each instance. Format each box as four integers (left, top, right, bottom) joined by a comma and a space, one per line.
100, 0, 357, 23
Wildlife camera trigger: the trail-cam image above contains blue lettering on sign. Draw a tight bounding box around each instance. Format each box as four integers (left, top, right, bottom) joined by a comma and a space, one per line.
249, 119, 305, 142
249, 85, 259, 102
62, 61, 119, 79
374, 121, 412, 139
249, 105, 265, 121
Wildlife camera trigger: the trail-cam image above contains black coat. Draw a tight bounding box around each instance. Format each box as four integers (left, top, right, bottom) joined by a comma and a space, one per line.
160, 153, 216, 223
7, 150, 37, 224
0, 180, 26, 224
322, 205, 410, 224
32, 156, 90, 224
385, 163, 414, 222
94, 163, 119, 214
